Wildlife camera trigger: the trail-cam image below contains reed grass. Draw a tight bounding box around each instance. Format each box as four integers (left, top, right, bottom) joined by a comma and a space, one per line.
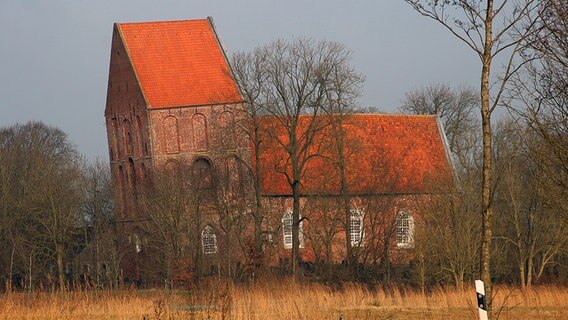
0, 281, 567, 319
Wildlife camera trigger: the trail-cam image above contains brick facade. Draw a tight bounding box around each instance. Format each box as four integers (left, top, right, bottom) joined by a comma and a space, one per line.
104, 18, 454, 283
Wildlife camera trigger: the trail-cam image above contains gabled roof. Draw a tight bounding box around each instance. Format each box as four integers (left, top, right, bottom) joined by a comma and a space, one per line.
258, 114, 454, 196
116, 18, 242, 108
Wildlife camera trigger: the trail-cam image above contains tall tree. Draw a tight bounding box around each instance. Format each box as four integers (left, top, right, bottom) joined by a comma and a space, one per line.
140, 162, 213, 284
402, 1, 542, 313
509, 0, 568, 218
0, 122, 84, 290
82, 159, 118, 288
231, 50, 269, 264
400, 84, 479, 169
493, 119, 568, 288
321, 50, 364, 268
233, 38, 363, 279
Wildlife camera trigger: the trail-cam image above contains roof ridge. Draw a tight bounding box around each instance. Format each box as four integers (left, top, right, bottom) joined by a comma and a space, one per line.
348, 113, 437, 117
117, 18, 208, 26
257, 113, 438, 119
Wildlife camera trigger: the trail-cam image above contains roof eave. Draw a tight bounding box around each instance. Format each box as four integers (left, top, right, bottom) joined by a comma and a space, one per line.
144, 100, 247, 111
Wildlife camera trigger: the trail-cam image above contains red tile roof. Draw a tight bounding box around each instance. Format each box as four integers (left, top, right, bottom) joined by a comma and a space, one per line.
117, 19, 242, 108
257, 114, 454, 196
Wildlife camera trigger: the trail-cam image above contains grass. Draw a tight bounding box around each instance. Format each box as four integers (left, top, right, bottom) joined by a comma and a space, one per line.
0, 280, 567, 319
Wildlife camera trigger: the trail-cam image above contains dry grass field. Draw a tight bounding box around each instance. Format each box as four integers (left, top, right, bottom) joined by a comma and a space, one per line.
1, 281, 567, 319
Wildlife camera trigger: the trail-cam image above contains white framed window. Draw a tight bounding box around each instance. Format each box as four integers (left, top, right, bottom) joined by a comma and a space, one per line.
396, 211, 414, 248
202, 225, 218, 254
282, 211, 304, 249
350, 209, 364, 246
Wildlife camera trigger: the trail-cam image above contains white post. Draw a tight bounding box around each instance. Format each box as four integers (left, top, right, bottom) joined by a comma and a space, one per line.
475, 279, 488, 320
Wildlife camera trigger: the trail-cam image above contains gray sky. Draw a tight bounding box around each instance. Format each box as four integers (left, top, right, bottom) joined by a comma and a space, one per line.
0, 0, 480, 160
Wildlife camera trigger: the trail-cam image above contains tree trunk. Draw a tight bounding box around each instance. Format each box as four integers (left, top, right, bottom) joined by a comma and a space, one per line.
526, 256, 533, 288
291, 179, 301, 280
334, 117, 353, 267
28, 251, 33, 291
56, 244, 65, 291
382, 240, 391, 284
519, 258, 527, 288
480, 0, 494, 315
253, 125, 264, 263
194, 202, 202, 283
326, 241, 333, 278
8, 242, 15, 291
418, 253, 425, 295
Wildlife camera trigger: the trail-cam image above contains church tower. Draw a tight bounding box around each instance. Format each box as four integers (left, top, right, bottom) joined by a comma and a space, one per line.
104, 18, 246, 281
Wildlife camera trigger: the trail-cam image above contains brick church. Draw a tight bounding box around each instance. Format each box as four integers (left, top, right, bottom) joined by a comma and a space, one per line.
104, 18, 453, 282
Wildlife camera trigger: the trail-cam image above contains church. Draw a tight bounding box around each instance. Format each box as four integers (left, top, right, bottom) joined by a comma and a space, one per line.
104, 17, 454, 282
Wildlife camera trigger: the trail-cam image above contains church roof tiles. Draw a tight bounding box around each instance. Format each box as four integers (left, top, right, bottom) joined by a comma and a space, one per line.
117, 18, 242, 108
257, 114, 454, 196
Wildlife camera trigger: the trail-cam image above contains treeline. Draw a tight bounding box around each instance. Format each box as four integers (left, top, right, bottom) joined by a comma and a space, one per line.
401, 85, 568, 292
0, 122, 115, 291
406, 0, 568, 291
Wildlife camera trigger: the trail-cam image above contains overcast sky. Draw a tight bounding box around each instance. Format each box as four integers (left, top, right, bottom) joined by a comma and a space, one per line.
0, 1, 480, 160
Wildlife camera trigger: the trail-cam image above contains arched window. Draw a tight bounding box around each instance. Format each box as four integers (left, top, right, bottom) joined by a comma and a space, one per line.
219, 110, 234, 129
282, 211, 304, 249
192, 158, 213, 189
122, 119, 133, 156
225, 156, 242, 194
127, 158, 136, 190
140, 162, 148, 186
109, 119, 118, 160
162, 116, 180, 154
350, 210, 364, 246
118, 165, 127, 217
164, 159, 180, 173
192, 113, 208, 151
202, 226, 218, 254
219, 111, 235, 143
136, 116, 144, 156
396, 211, 414, 248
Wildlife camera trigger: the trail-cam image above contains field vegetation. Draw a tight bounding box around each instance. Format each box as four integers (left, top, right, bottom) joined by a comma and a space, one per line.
1, 281, 568, 319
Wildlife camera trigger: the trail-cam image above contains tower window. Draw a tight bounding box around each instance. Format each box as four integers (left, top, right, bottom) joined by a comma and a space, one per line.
202, 226, 218, 254
282, 211, 304, 249
350, 210, 364, 246
396, 211, 414, 248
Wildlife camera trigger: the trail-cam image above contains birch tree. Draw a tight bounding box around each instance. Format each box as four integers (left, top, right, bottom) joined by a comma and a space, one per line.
402, 1, 542, 313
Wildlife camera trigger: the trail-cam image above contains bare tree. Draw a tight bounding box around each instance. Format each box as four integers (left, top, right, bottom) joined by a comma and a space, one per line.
509, 0, 568, 219
493, 119, 568, 288
0, 122, 85, 291
402, 1, 542, 312
321, 56, 365, 268
0, 126, 21, 290
213, 156, 252, 279
400, 84, 479, 169
230, 51, 269, 264
82, 159, 119, 288
414, 181, 481, 291
300, 197, 343, 277
233, 38, 363, 279
140, 164, 201, 286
